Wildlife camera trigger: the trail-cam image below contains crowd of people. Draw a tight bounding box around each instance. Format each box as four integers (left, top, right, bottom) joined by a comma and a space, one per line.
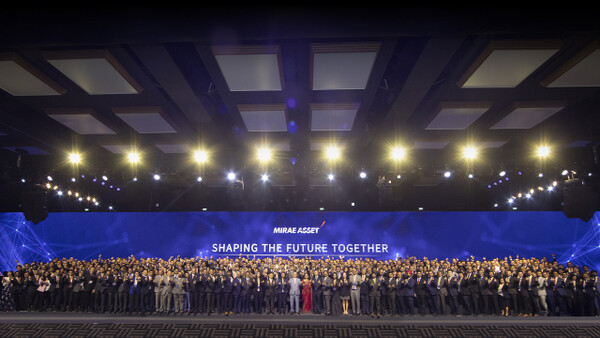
1, 254, 599, 318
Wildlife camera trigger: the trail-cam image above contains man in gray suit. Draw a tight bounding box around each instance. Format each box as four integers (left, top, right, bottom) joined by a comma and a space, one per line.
350, 268, 361, 316
154, 270, 163, 313
288, 272, 301, 315
172, 272, 186, 314
323, 272, 332, 316
160, 271, 172, 314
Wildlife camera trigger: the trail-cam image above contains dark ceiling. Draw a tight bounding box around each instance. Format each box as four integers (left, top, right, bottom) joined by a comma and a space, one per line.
0, 6, 599, 213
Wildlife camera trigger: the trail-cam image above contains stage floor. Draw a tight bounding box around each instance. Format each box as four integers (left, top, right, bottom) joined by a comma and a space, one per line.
1, 312, 599, 337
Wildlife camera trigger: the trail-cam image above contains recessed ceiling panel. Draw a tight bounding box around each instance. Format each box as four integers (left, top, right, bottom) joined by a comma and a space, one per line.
413, 141, 449, 149
490, 105, 564, 129
155, 144, 190, 153
310, 103, 359, 131
113, 107, 177, 134
100, 145, 130, 154
460, 43, 559, 88
4, 146, 50, 155
545, 47, 600, 87
47, 109, 116, 135
44, 50, 142, 95
312, 43, 379, 90
238, 104, 287, 132
425, 105, 490, 130
478, 141, 507, 148
0, 53, 65, 96
213, 46, 282, 91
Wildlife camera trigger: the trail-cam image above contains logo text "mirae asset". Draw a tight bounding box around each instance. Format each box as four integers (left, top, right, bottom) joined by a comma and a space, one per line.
273, 221, 326, 234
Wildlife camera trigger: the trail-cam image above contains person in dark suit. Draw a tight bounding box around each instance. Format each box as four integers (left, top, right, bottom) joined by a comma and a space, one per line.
276, 272, 288, 315
265, 272, 277, 314
386, 271, 397, 316
458, 271, 472, 316
468, 270, 480, 316
395, 271, 405, 316
82, 268, 95, 312
240, 272, 251, 313
403, 272, 416, 316
252, 271, 265, 314
214, 271, 224, 314
528, 271, 541, 316
479, 271, 492, 315
222, 271, 234, 316
507, 272, 520, 316
360, 270, 370, 315
447, 273, 459, 316
518, 271, 532, 316
93, 269, 107, 313
187, 269, 198, 315
368, 272, 382, 318
204, 270, 215, 315
313, 271, 323, 314
427, 271, 441, 315
414, 271, 428, 316
436, 270, 448, 316
545, 270, 557, 316
231, 271, 242, 314
487, 271, 500, 316
555, 271, 570, 316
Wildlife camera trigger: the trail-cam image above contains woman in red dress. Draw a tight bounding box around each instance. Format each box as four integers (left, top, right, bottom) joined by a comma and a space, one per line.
301, 273, 312, 313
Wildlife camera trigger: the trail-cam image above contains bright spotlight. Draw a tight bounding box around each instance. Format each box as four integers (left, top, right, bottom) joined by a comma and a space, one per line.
153, 174, 160, 181
547, 186, 554, 191
444, 171, 451, 178
463, 146, 477, 160
257, 147, 272, 163
552, 181, 557, 187
325, 146, 341, 161
499, 171, 506, 177
193, 150, 208, 164
132, 177, 138, 182
537, 146, 550, 157
102, 175, 108, 181
20, 178, 26, 183
57, 191, 63, 196
468, 173, 474, 179
525, 193, 531, 199
508, 198, 514, 204
68, 153, 81, 164
71, 177, 76, 182
538, 173, 544, 178
196, 176, 203, 182
127, 152, 140, 164
47, 175, 53, 181
261, 173, 269, 182
561, 170, 568, 176
396, 174, 402, 179
391, 147, 406, 161
359, 172, 367, 179
494, 203, 498, 208
108, 206, 113, 210
227, 172, 236, 181
327, 173, 335, 181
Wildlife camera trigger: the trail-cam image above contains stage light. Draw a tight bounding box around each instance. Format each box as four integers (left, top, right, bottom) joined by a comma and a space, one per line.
547, 186, 554, 191
133, 177, 138, 182
108, 206, 113, 210
46, 183, 51, 189
78, 197, 83, 202
86, 196, 91, 201
325, 145, 341, 161
257, 147, 272, 163
561, 170, 568, 176
116, 188, 120, 191
588, 172, 592, 176
75, 192, 79, 197
444, 171, 451, 178
197, 176, 203, 182
499, 171, 506, 177
20, 178, 26, 183
391, 147, 406, 161
102, 175, 108, 181
227, 172, 236, 181
418, 207, 424, 211
47, 175, 53, 181
463, 146, 477, 160
525, 193, 531, 199
84, 208, 89, 212
396, 174, 402, 179
517, 193, 523, 198
92, 178, 97, 182
57, 191, 63, 196
153, 174, 160, 181
537, 145, 550, 157
193, 150, 208, 163
530, 188, 535, 194
202, 208, 208, 211
328, 173, 335, 181
538, 186, 544, 191
319, 207, 325, 211
538, 173, 544, 178
512, 207, 518, 210
67, 191, 72, 196
94, 202, 99, 206
261, 173, 269, 182
468, 173, 474, 179
359, 172, 367, 179
494, 204, 498, 208
508, 198, 514, 204
552, 181, 557, 186
71, 177, 76, 182
127, 151, 140, 164
81, 174, 85, 178
68, 152, 81, 164
351, 202, 355, 207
